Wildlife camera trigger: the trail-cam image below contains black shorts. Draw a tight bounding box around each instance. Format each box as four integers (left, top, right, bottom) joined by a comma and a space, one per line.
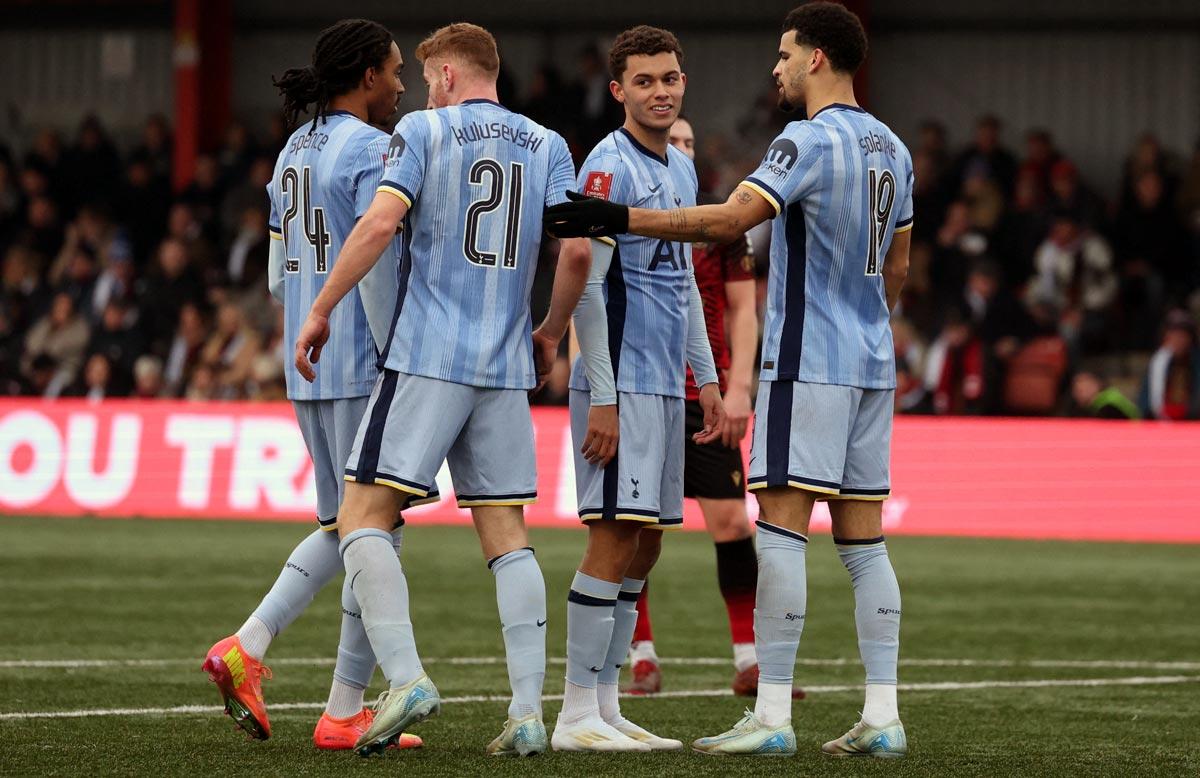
683, 399, 746, 499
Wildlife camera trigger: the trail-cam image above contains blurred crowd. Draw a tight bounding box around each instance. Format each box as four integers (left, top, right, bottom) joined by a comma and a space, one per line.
1, 58, 1198, 420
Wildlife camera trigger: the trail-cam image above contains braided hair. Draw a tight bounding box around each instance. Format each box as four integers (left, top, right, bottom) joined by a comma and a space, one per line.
273, 19, 394, 131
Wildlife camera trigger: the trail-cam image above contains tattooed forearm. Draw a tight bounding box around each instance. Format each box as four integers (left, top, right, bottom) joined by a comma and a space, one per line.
668, 208, 713, 240
734, 189, 753, 205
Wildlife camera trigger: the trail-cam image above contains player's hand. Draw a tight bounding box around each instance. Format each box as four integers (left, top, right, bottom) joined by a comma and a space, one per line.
694, 383, 727, 445
582, 403, 619, 467
531, 326, 560, 394
543, 191, 630, 239
721, 385, 752, 448
294, 311, 330, 383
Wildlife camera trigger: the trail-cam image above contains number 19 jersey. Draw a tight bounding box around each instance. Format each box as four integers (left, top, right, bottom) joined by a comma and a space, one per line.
377, 99, 576, 390
268, 111, 400, 401
742, 104, 913, 390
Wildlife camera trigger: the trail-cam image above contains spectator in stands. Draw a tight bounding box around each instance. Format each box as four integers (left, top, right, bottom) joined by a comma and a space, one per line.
247, 353, 287, 402
65, 352, 115, 401
66, 115, 123, 210
21, 291, 89, 396
179, 154, 224, 243
0, 157, 22, 243
164, 202, 217, 274
1138, 310, 1200, 420
1178, 139, 1200, 295
163, 302, 208, 396
963, 259, 1036, 413
23, 130, 67, 204
1120, 132, 1179, 213
1021, 128, 1060, 200
185, 362, 217, 401
932, 200, 989, 307
892, 318, 927, 412
86, 299, 141, 395
115, 155, 170, 267
132, 114, 172, 188
1045, 160, 1106, 233
20, 195, 64, 261
51, 243, 98, 320
200, 301, 261, 399
138, 237, 204, 356
90, 248, 137, 317
217, 121, 257, 188
568, 44, 624, 157
917, 119, 950, 182
524, 64, 571, 136
995, 165, 1048, 287
1069, 370, 1139, 419
1, 245, 46, 337
131, 355, 164, 399
1028, 209, 1118, 355
224, 206, 270, 292
923, 308, 984, 415
219, 155, 272, 244
950, 114, 1017, 198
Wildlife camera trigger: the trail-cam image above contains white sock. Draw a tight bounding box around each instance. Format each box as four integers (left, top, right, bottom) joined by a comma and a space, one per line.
754, 681, 792, 728
862, 683, 898, 726
597, 682, 622, 723
732, 642, 756, 672
235, 616, 273, 661
325, 678, 365, 719
558, 680, 600, 723
630, 640, 658, 664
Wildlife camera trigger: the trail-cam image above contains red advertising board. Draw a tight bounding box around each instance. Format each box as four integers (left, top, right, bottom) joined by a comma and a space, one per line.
1, 399, 1197, 543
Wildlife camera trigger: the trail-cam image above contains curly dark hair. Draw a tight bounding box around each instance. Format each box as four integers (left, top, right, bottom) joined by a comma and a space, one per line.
273, 19, 394, 130
608, 25, 684, 84
782, 2, 868, 75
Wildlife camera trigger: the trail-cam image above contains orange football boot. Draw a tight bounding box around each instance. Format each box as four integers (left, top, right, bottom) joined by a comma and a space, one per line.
202, 635, 272, 739
314, 709, 424, 751
624, 658, 662, 695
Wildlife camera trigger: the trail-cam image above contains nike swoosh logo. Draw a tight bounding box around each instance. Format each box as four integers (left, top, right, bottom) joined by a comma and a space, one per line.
648, 184, 662, 193
537, 619, 547, 627
589, 666, 603, 673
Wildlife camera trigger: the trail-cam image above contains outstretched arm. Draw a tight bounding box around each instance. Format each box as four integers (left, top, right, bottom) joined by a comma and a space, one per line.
294, 191, 408, 381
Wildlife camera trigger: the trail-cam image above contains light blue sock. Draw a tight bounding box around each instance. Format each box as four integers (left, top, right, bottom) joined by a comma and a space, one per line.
565, 571, 621, 689
251, 529, 343, 637
598, 578, 644, 685
331, 528, 404, 694
490, 547, 546, 719
836, 538, 901, 685
339, 528, 423, 688
754, 520, 807, 685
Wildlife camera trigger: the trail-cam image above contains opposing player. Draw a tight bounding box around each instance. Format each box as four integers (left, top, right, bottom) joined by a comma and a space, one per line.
202, 18, 422, 751
293, 23, 583, 757
538, 26, 725, 753
627, 116, 791, 699
545, 3, 912, 757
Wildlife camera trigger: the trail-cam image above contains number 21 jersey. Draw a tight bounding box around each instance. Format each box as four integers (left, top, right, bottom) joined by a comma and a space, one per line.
377, 100, 576, 390
742, 104, 913, 390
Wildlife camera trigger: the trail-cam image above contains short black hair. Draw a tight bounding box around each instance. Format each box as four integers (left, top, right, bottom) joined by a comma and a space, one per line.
782, 2, 867, 75
608, 25, 684, 83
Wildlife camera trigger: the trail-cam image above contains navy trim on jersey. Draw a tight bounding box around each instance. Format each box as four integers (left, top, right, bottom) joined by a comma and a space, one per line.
378, 181, 416, 204
619, 128, 668, 167
354, 369, 399, 480
317, 514, 338, 527
777, 202, 808, 377
839, 487, 891, 496
744, 176, 785, 211
268, 221, 281, 233
895, 215, 913, 228
325, 109, 358, 118
833, 535, 886, 545
810, 102, 867, 119
462, 98, 506, 110
605, 244, 628, 397
579, 505, 661, 520
766, 380, 793, 486
378, 216, 414, 368
567, 590, 617, 607
457, 490, 538, 503
657, 516, 684, 527
756, 519, 808, 543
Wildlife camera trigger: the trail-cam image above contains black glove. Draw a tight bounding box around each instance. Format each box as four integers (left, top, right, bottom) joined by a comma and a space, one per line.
543, 190, 630, 238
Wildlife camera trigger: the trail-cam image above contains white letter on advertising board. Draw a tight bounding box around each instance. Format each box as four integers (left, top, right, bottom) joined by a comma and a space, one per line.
63, 413, 142, 509
165, 415, 236, 509
0, 410, 62, 508
229, 417, 311, 512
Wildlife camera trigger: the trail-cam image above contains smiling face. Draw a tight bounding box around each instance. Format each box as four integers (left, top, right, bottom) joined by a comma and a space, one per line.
612, 51, 685, 133
772, 31, 811, 112
366, 41, 405, 125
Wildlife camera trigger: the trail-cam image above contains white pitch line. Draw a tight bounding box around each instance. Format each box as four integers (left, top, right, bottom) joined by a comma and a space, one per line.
2, 675, 1197, 721
4, 656, 1200, 670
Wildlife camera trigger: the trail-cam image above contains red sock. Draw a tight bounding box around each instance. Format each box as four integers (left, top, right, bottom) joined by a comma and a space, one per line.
632, 582, 654, 644
723, 591, 756, 645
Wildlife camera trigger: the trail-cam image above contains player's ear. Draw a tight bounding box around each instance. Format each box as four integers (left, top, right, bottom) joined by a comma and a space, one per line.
609, 80, 624, 105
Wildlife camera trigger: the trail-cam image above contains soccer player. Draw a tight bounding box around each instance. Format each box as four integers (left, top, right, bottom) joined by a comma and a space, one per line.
540, 26, 726, 753
293, 23, 583, 757
545, 3, 913, 758
201, 18, 422, 751
627, 116, 804, 701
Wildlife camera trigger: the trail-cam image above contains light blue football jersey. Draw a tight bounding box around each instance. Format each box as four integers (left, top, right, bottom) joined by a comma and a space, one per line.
268, 111, 400, 401
567, 129, 699, 399
376, 99, 576, 390
742, 104, 913, 389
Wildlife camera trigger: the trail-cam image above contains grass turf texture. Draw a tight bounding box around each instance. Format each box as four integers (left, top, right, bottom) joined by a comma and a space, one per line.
1, 516, 1197, 777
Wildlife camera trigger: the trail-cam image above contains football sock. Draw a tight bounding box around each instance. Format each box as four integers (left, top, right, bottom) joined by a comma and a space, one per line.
599, 578, 643, 685
632, 582, 654, 643
326, 528, 403, 716
836, 537, 901, 725
246, 528, 344, 657
489, 547, 547, 719
234, 616, 272, 661
863, 683, 899, 727
753, 520, 807, 727
732, 642, 757, 672
339, 528, 423, 688
715, 537, 758, 647
565, 571, 620, 690
597, 680, 621, 723
559, 680, 599, 723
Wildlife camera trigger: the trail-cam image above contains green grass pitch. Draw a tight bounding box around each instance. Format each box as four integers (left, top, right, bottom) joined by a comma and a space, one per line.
1, 515, 1197, 776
